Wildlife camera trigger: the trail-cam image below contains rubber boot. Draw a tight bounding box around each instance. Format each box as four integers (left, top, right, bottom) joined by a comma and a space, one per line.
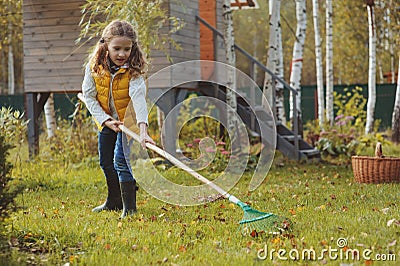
92, 177, 123, 212
120, 181, 137, 218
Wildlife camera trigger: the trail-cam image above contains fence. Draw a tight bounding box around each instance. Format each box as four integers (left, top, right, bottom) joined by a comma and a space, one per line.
0, 83, 397, 128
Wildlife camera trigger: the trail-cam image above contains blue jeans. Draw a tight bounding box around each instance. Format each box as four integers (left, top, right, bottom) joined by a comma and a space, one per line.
98, 127, 134, 183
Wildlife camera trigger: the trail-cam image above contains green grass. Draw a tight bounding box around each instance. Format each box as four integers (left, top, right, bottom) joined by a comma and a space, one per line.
1, 151, 399, 265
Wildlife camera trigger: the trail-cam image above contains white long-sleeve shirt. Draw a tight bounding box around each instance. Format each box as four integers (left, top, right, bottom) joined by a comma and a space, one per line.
81, 64, 148, 126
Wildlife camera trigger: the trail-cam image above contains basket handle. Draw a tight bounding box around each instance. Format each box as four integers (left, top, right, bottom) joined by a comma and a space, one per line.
375, 142, 383, 158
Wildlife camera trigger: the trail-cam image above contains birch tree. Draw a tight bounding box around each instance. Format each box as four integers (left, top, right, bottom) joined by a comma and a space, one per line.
7, 13, 14, 95
274, 0, 285, 124
289, 0, 306, 134
312, 0, 324, 128
44, 94, 56, 138
263, 0, 279, 110
325, 0, 334, 125
365, 0, 377, 134
222, 0, 238, 138
391, 57, 400, 143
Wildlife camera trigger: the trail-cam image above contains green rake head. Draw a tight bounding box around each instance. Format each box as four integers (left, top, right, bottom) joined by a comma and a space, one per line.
237, 202, 292, 236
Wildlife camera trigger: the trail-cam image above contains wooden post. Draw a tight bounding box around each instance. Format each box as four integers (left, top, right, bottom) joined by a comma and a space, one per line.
25, 92, 49, 158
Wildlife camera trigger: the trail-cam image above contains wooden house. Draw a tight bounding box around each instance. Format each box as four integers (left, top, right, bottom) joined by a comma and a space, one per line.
23, 0, 228, 155
23, 0, 320, 161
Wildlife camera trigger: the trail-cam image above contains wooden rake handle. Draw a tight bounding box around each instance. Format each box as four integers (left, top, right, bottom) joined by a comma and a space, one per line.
77, 93, 240, 204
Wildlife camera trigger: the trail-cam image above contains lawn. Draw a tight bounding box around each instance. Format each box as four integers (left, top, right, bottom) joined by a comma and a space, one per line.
1, 149, 399, 265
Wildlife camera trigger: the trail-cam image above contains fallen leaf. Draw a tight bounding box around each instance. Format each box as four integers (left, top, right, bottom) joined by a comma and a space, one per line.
365, 260, 373, 265
250, 230, 258, 238
271, 237, 280, 244
387, 239, 396, 247
387, 218, 396, 227
178, 245, 186, 253
381, 207, 390, 214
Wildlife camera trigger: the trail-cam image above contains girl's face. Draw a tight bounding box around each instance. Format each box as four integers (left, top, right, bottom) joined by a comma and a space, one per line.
107, 36, 132, 66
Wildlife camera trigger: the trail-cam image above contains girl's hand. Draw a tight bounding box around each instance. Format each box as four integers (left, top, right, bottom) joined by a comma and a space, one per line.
104, 119, 123, 132
139, 122, 155, 149
140, 133, 155, 149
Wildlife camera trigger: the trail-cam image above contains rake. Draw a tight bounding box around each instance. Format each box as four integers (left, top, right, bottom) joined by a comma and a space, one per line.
77, 93, 292, 235
121, 125, 291, 235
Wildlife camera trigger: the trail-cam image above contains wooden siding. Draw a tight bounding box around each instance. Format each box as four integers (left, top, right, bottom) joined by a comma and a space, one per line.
23, 0, 94, 92
22, 0, 227, 92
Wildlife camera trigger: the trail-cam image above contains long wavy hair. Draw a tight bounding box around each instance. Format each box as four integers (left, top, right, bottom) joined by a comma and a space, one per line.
89, 20, 147, 78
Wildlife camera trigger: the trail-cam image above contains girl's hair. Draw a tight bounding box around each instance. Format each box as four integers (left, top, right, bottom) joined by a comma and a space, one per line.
89, 20, 147, 78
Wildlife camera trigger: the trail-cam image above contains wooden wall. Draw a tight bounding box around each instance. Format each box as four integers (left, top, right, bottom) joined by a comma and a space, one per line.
22, 0, 226, 93
23, 0, 94, 92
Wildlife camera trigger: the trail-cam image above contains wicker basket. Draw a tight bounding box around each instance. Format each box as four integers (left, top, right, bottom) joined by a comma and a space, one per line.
351, 143, 400, 184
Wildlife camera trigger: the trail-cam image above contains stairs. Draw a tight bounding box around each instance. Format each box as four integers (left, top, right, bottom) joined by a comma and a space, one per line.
193, 15, 320, 161
197, 83, 321, 161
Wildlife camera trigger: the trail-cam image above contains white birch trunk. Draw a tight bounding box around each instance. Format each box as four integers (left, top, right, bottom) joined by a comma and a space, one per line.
222, 0, 238, 134
391, 57, 400, 143
365, 2, 377, 134
389, 42, 395, 83
44, 93, 56, 138
289, 0, 306, 129
325, 0, 334, 125
263, 0, 279, 110
312, 0, 324, 127
8, 19, 15, 95
275, 1, 286, 125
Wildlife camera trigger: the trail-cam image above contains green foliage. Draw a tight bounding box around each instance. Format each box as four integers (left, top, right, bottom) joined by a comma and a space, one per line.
0, 0, 23, 93
78, 0, 185, 62
306, 87, 391, 161
0, 107, 27, 146
0, 135, 15, 222
40, 102, 98, 167
0, 108, 23, 233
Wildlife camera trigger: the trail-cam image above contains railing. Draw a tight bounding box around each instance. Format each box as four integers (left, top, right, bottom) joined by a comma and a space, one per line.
195, 15, 300, 159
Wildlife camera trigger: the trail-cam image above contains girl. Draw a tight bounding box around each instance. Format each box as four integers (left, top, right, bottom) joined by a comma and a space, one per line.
82, 20, 155, 218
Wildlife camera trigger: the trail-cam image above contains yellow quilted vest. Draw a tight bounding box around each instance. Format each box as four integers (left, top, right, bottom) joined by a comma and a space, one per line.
91, 65, 138, 133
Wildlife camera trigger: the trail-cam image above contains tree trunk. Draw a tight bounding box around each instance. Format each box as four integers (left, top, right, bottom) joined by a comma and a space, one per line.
8, 18, 15, 95
325, 0, 334, 125
222, 0, 238, 138
275, 0, 285, 124
1, 49, 6, 94
44, 93, 56, 138
312, 0, 324, 128
391, 57, 400, 143
289, 0, 306, 135
365, 1, 376, 134
263, 0, 279, 110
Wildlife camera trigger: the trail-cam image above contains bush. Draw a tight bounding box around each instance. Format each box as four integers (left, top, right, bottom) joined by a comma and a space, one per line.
305, 87, 391, 161
0, 107, 25, 223
0, 136, 18, 222
40, 101, 98, 167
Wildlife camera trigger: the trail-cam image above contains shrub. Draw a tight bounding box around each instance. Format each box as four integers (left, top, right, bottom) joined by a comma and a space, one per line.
305, 87, 390, 161
40, 102, 98, 167
0, 107, 24, 224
